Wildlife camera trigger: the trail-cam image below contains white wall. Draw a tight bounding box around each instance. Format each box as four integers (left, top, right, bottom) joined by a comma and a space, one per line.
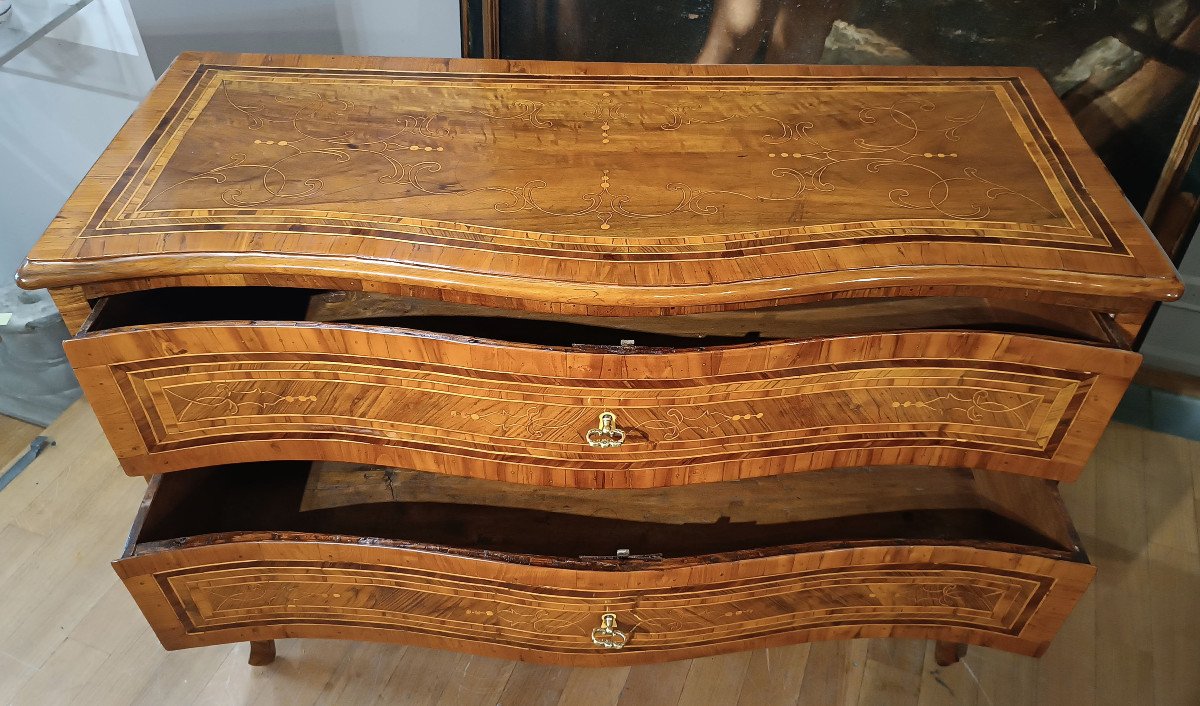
0, 75, 143, 278
0, 0, 153, 280
0, 0, 153, 422
130, 0, 461, 76
335, 0, 460, 57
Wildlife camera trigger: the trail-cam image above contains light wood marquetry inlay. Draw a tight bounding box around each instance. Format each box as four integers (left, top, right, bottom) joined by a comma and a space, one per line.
158, 561, 1048, 653
19, 55, 1181, 314
115, 467, 1095, 663
69, 324, 1138, 484
111, 71, 1083, 244
130, 359, 1069, 454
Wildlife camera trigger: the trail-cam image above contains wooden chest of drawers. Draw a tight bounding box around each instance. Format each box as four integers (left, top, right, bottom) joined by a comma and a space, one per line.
18, 53, 1181, 669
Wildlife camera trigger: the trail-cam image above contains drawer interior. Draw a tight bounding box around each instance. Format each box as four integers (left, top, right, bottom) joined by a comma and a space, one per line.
126, 462, 1086, 568
81, 286, 1125, 348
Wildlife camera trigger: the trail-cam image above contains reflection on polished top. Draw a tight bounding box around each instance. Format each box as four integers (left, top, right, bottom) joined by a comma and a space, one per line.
17, 53, 1181, 314
142, 71, 1066, 236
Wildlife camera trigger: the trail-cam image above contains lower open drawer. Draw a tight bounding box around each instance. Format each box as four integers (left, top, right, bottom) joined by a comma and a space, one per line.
115, 462, 1094, 666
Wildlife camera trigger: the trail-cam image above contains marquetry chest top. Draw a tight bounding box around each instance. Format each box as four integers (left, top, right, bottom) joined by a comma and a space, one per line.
17, 53, 1181, 315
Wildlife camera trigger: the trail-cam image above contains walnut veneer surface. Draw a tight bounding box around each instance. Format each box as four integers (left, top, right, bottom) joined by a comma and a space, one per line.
16, 53, 1181, 320
15, 53, 1184, 670
69, 323, 1136, 486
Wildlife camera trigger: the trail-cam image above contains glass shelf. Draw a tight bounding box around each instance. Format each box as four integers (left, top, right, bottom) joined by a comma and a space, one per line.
0, 0, 95, 66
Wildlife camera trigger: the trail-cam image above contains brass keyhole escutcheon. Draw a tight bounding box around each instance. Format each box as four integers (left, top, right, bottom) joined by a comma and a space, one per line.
590, 613, 628, 649
585, 411, 626, 448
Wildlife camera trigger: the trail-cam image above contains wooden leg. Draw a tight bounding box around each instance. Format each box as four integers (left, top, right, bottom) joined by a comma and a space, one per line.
934, 640, 966, 667
248, 640, 276, 666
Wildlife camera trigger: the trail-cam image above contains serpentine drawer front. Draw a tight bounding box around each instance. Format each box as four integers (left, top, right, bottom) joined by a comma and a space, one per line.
16, 54, 1183, 667
114, 463, 1095, 665
118, 540, 1091, 666
67, 321, 1137, 486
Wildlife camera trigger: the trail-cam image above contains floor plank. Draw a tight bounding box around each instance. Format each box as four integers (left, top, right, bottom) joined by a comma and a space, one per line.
1092, 426, 1156, 706
496, 662, 572, 706
0, 414, 41, 471
915, 641, 980, 706
795, 639, 868, 706
1, 405, 1198, 705
1036, 436, 1100, 706
556, 665, 630, 706
856, 639, 924, 706
675, 651, 753, 706
311, 642, 410, 706
735, 644, 810, 706
433, 653, 515, 706
1145, 434, 1200, 706
11, 638, 108, 706
614, 660, 691, 706
374, 645, 462, 706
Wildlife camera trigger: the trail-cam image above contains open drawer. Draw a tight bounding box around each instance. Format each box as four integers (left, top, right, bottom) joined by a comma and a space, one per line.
67, 287, 1139, 486
115, 461, 1094, 665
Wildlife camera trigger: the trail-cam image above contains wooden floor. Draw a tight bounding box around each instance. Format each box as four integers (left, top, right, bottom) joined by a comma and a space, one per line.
0, 401, 1197, 706
0, 415, 41, 475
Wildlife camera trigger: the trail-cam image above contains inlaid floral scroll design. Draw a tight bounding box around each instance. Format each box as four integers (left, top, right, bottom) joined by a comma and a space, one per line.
759, 100, 1056, 220
198, 578, 590, 634
159, 380, 1039, 440
165, 383, 317, 420
631, 613, 688, 632
577, 94, 744, 131
467, 99, 553, 128
914, 584, 1005, 612
642, 408, 764, 441
139, 78, 1062, 234
143, 83, 451, 209
204, 582, 343, 614
453, 405, 762, 442
631, 579, 1011, 634
891, 390, 1038, 423
448, 407, 576, 440
493, 606, 588, 633
485, 171, 762, 231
